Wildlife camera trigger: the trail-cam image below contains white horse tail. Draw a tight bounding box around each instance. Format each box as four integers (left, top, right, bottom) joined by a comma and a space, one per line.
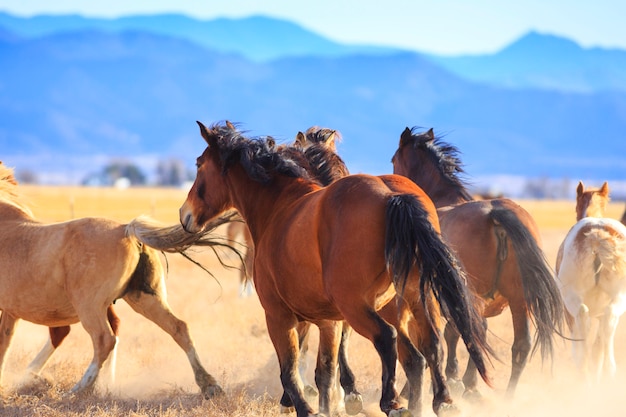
585, 225, 626, 278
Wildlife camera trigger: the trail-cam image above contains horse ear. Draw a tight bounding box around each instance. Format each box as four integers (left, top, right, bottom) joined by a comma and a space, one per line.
295, 131, 306, 148
196, 121, 217, 147
267, 136, 276, 148
325, 130, 338, 149
576, 181, 584, 197
600, 181, 610, 197
225, 120, 236, 130
399, 127, 413, 147
426, 128, 435, 141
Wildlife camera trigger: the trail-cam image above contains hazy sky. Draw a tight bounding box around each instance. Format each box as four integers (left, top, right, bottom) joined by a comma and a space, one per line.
0, 1, 623, 55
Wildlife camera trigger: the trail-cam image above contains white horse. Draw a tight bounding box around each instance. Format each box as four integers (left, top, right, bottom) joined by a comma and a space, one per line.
556, 181, 626, 381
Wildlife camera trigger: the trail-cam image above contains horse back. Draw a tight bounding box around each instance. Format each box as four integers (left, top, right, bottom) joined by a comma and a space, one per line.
558, 217, 626, 316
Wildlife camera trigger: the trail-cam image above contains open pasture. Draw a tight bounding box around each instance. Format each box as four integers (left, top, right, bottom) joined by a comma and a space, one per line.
1, 185, 626, 416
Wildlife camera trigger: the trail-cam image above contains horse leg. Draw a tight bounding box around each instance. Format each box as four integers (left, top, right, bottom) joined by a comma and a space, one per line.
598, 306, 620, 379
72, 309, 117, 394
443, 322, 465, 397
281, 321, 316, 413
506, 303, 532, 397
264, 305, 316, 417
337, 321, 363, 415
381, 303, 427, 417
447, 317, 486, 404
26, 326, 71, 377
340, 305, 405, 417
408, 299, 456, 417
314, 320, 341, 417
0, 312, 19, 388
123, 291, 222, 398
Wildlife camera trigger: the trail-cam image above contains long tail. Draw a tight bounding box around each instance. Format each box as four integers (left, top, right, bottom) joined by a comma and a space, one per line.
489, 203, 565, 360
385, 193, 492, 385
125, 211, 239, 253
587, 225, 626, 278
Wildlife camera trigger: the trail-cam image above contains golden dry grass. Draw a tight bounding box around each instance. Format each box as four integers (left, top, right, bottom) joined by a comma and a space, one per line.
2, 186, 626, 416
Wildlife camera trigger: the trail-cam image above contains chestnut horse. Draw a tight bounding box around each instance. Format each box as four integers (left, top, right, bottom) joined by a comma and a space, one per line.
180, 121, 492, 417
224, 215, 255, 297
0, 162, 231, 397
392, 128, 564, 398
556, 181, 626, 381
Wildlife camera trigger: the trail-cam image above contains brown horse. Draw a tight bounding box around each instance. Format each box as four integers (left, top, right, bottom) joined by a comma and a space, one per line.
180, 121, 492, 417
391, 127, 565, 398
224, 215, 255, 297
556, 181, 626, 381
0, 162, 232, 397
621, 203, 626, 226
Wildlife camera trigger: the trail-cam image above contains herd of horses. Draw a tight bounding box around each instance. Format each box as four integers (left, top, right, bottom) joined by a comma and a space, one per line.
1, 121, 625, 417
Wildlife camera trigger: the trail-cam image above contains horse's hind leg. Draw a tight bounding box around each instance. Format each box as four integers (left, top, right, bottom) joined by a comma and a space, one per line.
0, 312, 19, 388
123, 291, 222, 398
315, 320, 341, 417
26, 326, 71, 377
443, 322, 465, 396
339, 305, 404, 416
506, 302, 532, 397
337, 322, 363, 415
72, 309, 117, 394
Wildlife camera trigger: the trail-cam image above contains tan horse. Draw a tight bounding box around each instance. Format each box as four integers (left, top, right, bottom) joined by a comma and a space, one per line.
556, 181, 626, 381
0, 162, 232, 396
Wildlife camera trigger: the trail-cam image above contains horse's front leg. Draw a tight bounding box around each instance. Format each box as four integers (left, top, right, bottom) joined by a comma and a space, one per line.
315, 320, 341, 416
265, 310, 316, 417
0, 312, 19, 388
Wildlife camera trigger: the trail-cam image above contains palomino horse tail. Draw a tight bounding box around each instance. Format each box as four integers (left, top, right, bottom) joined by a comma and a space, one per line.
126, 212, 239, 253
586, 225, 626, 279
488, 203, 565, 359
384, 193, 492, 385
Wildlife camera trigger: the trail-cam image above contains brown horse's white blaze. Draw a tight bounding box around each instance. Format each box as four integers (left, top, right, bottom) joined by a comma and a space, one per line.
391, 127, 565, 398
180, 121, 492, 417
556, 181, 626, 381
0, 162, 223, 397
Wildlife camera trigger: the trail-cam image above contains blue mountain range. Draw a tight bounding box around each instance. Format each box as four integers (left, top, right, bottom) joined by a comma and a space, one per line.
0, 11, 624, 193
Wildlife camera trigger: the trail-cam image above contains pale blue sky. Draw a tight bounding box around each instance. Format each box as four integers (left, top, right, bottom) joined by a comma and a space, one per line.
1, 1, 624, 55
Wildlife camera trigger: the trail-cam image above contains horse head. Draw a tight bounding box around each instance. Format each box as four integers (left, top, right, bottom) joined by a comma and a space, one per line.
575, 181, 609, 220
180, 121, 238, 233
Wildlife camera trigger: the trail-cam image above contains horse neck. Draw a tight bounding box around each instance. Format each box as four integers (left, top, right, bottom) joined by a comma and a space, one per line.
227, 168, 317, 242
408, 170, 471, 208
0, 201, 34, 221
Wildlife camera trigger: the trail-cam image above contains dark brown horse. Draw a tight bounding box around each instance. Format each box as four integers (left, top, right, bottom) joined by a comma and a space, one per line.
391, 127, 565, 398
180, 121, 492, 417
621, 203, 626, 226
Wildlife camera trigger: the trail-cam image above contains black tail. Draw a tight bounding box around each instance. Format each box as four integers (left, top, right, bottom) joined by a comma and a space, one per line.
489, 202, 565, 359
385, 194, 492, 385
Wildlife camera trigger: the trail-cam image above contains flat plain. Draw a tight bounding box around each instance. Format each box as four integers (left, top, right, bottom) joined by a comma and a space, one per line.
1, 185, 625, 417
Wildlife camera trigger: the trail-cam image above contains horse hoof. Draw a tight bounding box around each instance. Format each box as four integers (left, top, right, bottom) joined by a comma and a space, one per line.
344, 392, 363, 415
389, 408, 413, 417
462, 388, 483, 404
446, 378, 465, 398
435, 402, 461, 417
202, 384, 224, 399
304, 384, 319, 398
280, 405, 295, 414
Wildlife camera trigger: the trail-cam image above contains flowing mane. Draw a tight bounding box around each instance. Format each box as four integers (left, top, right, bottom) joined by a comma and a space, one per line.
0, 162, 33, 217
396, 127, 473, 202
209, 123, 310, 184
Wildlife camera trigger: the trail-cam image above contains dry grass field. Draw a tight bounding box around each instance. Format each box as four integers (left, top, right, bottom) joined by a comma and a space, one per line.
1, 185, 626, 416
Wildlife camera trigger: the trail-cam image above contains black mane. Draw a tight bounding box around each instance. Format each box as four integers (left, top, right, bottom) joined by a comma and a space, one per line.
406, 127, 473, 200
303, 144, 350, 186
210, 123, 310, 184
